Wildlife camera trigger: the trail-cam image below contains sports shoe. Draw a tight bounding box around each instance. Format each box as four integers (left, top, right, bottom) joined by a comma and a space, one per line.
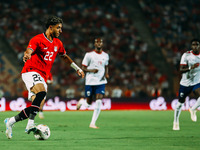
189, 107, 197, 122
89, 124, 99, 129
173, 122, 180, 130
25, 124, 37, 134
39, 112, 44, 119
76, 98, 84, 110
4, 118, 13, 139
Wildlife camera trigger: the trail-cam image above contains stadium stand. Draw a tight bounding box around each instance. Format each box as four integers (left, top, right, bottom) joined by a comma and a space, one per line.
139, 0, 200, 94
0, 51, 24, 97
0, 0, 171, 98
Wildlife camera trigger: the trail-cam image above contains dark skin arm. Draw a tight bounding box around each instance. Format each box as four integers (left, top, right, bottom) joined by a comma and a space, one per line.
81, 65, 109, 77
180, 63, 200, 73
81, 66, 98, 73
105, 65, 109, 79
60, 54, 73, 64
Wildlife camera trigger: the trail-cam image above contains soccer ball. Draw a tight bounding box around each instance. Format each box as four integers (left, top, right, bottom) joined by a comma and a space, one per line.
34, 124, 50, 140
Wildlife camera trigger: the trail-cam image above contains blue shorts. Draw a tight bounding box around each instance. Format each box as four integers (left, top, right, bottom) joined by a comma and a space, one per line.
179, 83, 200, 99
85, 84, 105, 97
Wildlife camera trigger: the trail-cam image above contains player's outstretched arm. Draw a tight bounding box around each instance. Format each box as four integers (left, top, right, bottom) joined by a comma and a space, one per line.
60, 54, 85, 78
23, 48, 33, 63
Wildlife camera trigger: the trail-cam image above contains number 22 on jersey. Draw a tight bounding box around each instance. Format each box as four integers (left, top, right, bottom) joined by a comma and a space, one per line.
44, 51, 54, 61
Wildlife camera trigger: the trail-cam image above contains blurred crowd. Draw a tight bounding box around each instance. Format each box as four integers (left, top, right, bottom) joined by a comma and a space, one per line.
139, 0, 200, 75
0, 0, 169, 98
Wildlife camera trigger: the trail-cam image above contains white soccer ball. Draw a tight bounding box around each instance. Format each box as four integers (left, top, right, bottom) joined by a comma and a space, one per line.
34, 124, 50, 140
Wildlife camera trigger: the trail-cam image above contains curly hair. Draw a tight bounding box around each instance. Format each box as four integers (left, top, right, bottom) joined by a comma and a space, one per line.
44, 15, 63, 29
191, 38, 200, 44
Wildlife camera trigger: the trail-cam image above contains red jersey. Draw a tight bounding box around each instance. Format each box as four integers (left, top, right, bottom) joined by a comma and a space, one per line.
21, 33, 66, 81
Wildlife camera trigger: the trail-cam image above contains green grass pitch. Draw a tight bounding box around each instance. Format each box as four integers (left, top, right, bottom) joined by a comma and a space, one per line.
0, 110, 199, 150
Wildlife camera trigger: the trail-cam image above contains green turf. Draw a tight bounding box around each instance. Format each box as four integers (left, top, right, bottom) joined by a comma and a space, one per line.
0, 110, 199, 150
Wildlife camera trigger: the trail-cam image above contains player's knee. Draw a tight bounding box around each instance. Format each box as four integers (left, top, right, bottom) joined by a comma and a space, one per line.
96, 94, 103, 99
95, 99, 102, 109
32, 91, 46, 107
31, 83, 46, 94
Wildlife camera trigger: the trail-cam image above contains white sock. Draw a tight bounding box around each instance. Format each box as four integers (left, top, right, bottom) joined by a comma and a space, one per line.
26, 119, 34, 128
174, 101, 183, 123
81, 99, 90, 108
9, 117, 16, 126
90, 99, 102, 125
191, 97, 200, 110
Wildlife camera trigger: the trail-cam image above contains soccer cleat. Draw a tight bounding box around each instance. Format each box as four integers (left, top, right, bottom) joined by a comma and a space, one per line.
4, 118, 13, 139
25, 124, 37, 134
89, 124, 99, 129
173, 122, 180, 130
76, 98, 84, 110
39, 112, 45, 119
189, 107, 197, 122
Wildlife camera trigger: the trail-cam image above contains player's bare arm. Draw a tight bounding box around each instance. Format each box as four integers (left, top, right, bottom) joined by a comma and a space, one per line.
105, 65, 109, 79
180, 63, 200, 73
81, 66, 98, 73
23, 48, 33, 63
60, 54, 85, 78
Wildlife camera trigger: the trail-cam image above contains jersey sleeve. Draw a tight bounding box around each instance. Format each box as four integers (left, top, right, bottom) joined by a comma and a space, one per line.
58, 41, 66, 56
27, 36, 39, 52
82, 53, 89, 67
180, 53, 187, 66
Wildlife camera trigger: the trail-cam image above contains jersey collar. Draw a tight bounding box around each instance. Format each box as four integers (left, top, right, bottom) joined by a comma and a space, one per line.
43, 33, 53, 43
94, 50, 103, 54
192, 51, 200, 56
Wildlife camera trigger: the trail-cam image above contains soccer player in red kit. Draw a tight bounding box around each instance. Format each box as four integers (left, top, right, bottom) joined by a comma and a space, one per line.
4, 16, 85, 139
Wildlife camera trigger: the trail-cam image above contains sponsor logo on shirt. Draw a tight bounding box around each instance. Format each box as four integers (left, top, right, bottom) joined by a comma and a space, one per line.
44, 47, 48, 50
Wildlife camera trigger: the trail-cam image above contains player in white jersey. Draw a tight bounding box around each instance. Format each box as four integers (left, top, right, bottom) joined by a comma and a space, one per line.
173, 39, 200, 130
76, 38, 109, 129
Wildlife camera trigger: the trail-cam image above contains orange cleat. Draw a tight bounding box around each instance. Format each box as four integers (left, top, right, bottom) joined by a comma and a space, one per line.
89, 124, 99, 129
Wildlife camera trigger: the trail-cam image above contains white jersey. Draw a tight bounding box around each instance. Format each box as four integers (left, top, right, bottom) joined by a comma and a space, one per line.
82, 50, 109, 85
180, 50, 200, 86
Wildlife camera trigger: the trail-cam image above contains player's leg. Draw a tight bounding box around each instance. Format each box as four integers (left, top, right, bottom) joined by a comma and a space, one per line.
4, 92, 36, 139
25, 83, 46, 133
173, 85, 191, 130
4, 106, 32, 139
4, 72, 47, 138
189, 85, 200, 122
77, 85, 92, 110
89, 84, 105, 129
4, 86, 46, 138
22, 72, 47, 133
39, 99, 46, 119
31, 89, 46, 119
173, 100, 184, 130
77, 97, 92, 110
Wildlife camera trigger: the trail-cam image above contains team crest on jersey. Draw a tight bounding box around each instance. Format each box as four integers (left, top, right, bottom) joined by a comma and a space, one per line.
180, 92, 184, 97
54, 46, 58, 52
87, 91, 91, 96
